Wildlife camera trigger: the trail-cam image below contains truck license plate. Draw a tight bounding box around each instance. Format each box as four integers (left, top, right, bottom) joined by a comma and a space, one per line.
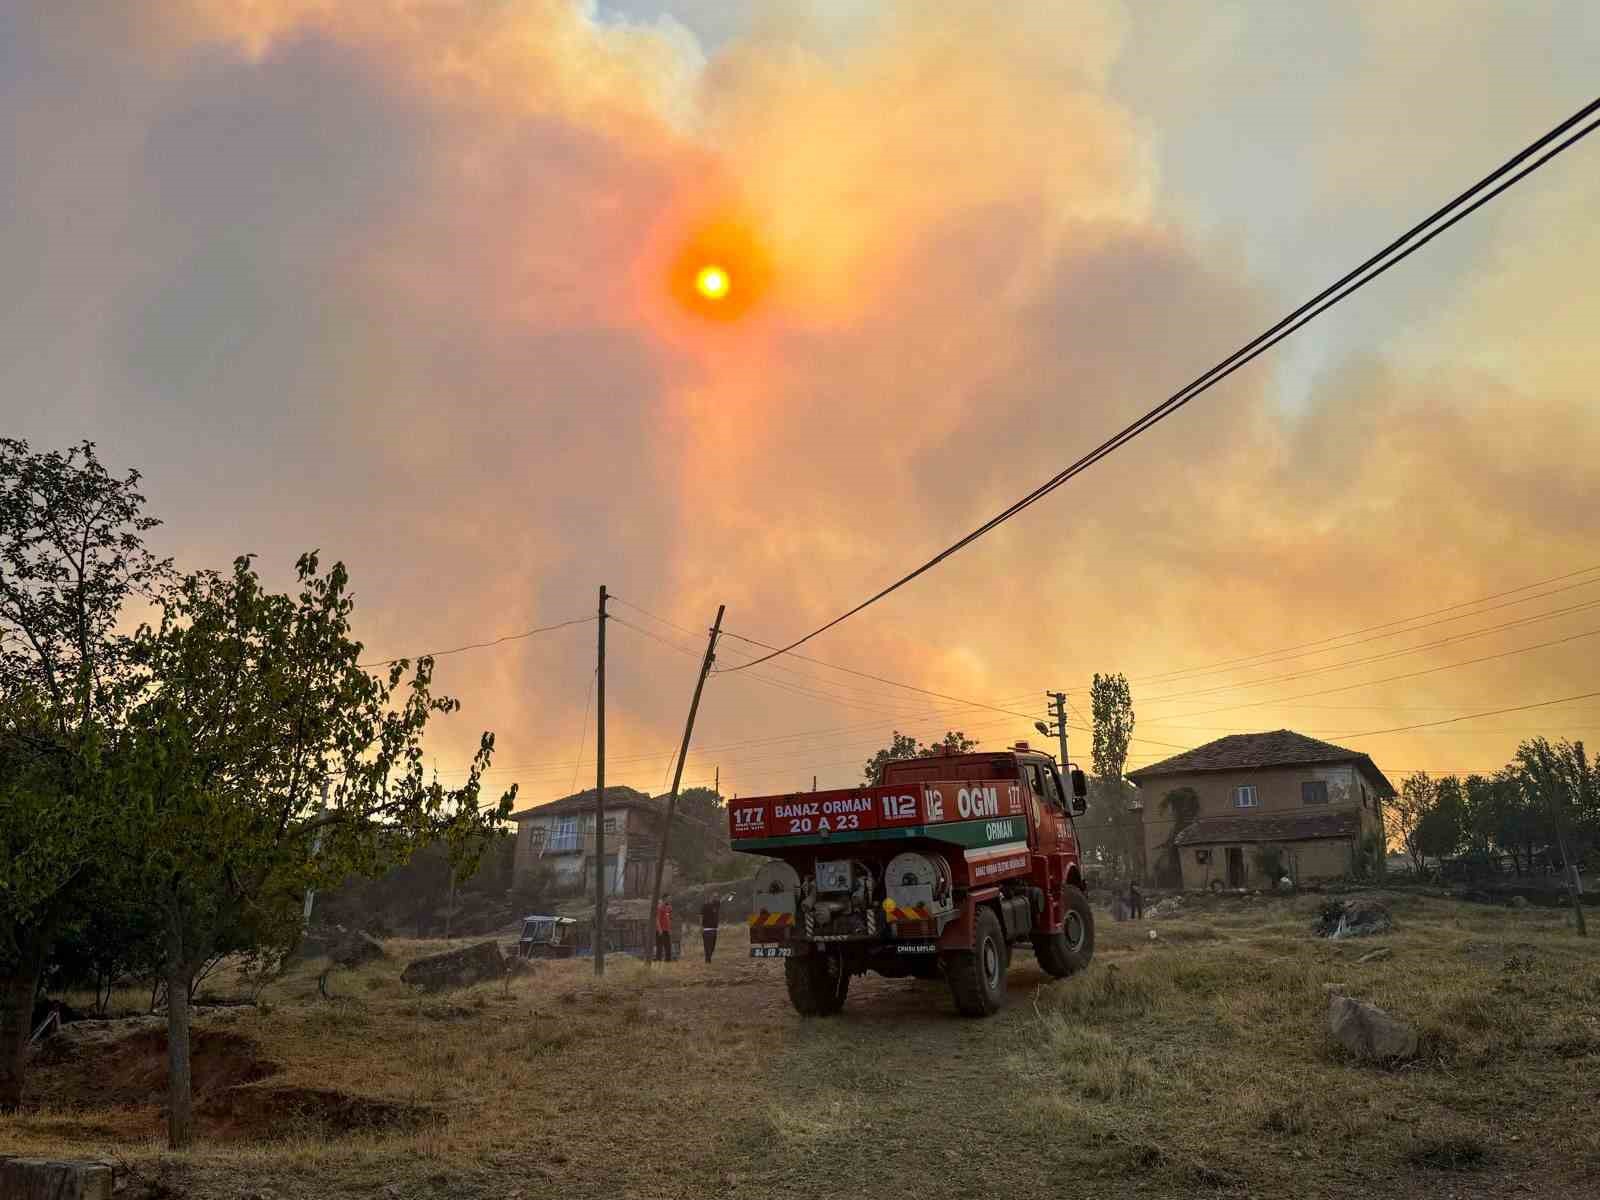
750, 945, 793, 958
895, 942, 937, 955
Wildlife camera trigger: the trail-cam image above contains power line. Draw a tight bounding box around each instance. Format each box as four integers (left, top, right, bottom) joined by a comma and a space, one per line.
358, 615, 594, 668
614, 616, 1023, 722
720, 96, 1600, 673
568, 667, 595, 795
620, 597, 1049, 718
1140, 598, 1600, 705
1143, 626, 1600, 721
717, 628, 1040, 720
1336, 691, 1600, 740
1123, 568, 1600, 687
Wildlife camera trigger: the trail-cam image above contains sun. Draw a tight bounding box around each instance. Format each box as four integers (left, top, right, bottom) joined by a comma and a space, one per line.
695, 264, 731, 301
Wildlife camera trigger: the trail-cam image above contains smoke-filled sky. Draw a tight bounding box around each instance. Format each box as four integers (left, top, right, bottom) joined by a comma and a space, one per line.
4, 1, 1597, 805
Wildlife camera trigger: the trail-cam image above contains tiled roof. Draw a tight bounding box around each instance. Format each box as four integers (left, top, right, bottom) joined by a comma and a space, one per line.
509, 786, 661, 822
1172, 809, 1363, 847
1127, 729, 1395, 796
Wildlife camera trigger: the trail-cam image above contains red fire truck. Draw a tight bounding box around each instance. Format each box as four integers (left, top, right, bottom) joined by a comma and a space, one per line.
728, 742, 1094, 1017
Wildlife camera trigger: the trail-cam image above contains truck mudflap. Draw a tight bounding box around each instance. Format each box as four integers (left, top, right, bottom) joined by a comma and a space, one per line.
936, 890, 1001, 953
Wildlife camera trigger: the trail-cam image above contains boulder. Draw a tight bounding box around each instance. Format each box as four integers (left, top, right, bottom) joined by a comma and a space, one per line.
1508, 895, 1530, 910
1328, 994, 1417, 1062
400, 940, 504, 992
0, 1158, 112, 1200
1312, 895, 1393, 938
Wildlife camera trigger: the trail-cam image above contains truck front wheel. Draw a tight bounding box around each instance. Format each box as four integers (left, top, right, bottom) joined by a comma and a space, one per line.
1032, 884, 1095, 978
946, 906, 1007, 1017
784, 950, 849, 1017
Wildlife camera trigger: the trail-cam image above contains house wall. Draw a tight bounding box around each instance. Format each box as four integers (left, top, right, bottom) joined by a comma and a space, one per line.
1179, 836, 1357, 889
1139, 762, 1390, 887
511, 805, 673, 897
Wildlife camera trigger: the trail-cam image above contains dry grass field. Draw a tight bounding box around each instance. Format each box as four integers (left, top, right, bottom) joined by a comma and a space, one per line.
4, 891, 1597, 1199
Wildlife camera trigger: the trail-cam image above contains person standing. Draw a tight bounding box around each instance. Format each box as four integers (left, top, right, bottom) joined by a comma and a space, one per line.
655, 897, 673, 962
700, 891, 723, 963
1127, 882, 1144, 920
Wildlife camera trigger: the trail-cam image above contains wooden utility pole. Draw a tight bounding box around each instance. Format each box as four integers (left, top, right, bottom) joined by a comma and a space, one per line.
647, 605, 724, 965
595, 584, 609, 975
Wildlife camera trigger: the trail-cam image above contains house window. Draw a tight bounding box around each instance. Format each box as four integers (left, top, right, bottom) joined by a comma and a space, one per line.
1194, 849, 1211, 864
1302, 781, 1329, 805
1360, 782, 1369, 810
603, 817, 617, 834
524, 825, 547, 853
548, 816, 579, 852
1232, 786, 1258, 809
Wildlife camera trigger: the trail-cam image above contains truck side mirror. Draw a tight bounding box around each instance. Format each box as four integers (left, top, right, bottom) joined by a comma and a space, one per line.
1070, 768, 1088, 814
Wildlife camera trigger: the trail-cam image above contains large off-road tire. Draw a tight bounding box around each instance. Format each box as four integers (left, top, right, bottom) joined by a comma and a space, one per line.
784, 951, 850, 1017
1032, 884, 1096, 978
946, 907, 1007, 1017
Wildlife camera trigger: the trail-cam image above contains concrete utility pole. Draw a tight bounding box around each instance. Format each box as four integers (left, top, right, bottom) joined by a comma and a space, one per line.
1547, 785, 1587, 938
595, 584, 609, 976
1046, 691, 1070, 767
647, 605, 725, 965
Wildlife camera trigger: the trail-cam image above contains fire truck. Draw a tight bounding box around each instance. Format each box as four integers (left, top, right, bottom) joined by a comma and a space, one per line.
728, 743, 1093, 1017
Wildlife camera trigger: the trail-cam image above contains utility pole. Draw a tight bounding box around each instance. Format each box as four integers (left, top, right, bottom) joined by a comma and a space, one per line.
812, 775, 817, 792
595, 584, 609, 975
714, 765, 719, 796
1545, 775, 1587, 938
1044, 691, 1070, 768
647, 605, 724, 965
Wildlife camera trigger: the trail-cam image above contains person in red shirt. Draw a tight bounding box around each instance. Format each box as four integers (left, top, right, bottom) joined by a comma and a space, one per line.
654, 898, 673, 962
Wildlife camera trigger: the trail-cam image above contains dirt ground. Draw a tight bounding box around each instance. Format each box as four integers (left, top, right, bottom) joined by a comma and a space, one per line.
4, 891, 1597, 1199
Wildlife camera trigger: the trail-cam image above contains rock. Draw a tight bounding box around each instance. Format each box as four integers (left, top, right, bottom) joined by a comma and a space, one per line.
1327, 994, 1417, 1062
1357, 947, 1392, 964
1508, 895, 1530, 910
0, 1158, 113, 1200
331, 931, 387, 968
1312, 895, 1393, 938
400, 940, 504, 992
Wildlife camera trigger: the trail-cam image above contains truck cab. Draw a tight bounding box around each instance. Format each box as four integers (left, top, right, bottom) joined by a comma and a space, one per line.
730, 742, 1094, 1018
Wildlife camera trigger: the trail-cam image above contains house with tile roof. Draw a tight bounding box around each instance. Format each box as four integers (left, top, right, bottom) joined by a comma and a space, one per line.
1127, 730, 1394, 889
509, 786, 676, 899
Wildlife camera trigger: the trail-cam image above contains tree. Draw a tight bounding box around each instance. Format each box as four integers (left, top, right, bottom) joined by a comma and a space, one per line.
668, 786, 729, 880
1414, 775, 1465, 862
124, 553, 516, 1147
1157, 786, 1200, 886
0, 439, 168, 1111
861, 730, 978, 785
1516, 738, 1591, 935
1389, 773, 1439, 875
1090, 673, 1134, 785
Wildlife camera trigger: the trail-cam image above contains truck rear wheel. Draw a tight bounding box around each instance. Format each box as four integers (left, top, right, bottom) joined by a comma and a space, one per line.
784, 950, 849, 1016
1032, 884, 1095, 978
946, 907, 1007, 1017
